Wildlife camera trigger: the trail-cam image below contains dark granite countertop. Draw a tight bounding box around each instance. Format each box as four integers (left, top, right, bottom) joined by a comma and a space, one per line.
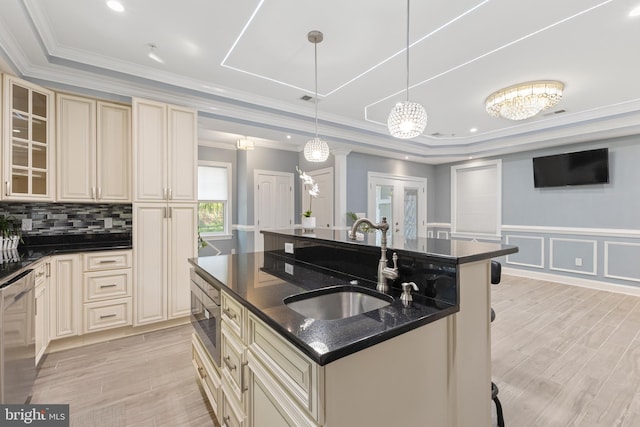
189, 252, 459, 366
262, 229, 518, 264
0, 233, 132, 284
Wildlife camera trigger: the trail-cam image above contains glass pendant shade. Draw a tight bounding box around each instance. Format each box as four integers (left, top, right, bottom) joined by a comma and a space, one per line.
387, 0, 426, 139
388, 101, 428, 139
485, 80, 564, 121
304, 137, 330, 162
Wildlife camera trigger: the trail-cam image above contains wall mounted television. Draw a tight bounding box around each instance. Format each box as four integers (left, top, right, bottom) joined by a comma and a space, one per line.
533, 148, 609, 188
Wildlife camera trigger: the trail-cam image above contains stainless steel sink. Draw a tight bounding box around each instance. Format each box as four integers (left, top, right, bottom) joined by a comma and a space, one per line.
284, 286, 393, 320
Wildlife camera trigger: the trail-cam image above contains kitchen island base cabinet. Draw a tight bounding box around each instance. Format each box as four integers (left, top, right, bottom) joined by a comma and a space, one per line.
192, 334, 221, 419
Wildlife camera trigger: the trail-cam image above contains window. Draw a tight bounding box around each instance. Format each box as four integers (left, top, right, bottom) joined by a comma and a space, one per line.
451, 159, 502, 241
198, 161, 232, 239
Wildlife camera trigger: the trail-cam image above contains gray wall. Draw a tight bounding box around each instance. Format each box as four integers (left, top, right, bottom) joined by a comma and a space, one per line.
436, 135, 640, 288
346, 152, 438, 222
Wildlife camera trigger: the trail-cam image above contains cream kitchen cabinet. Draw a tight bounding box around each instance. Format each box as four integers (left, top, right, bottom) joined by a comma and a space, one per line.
133, 203, 196, 325
220, 291, 248, 427
57, 94, 131, 202
49, 253, 82, 340
192, 333, 222, 419
34, 258, 51, 365
82, 250, 133, 334
132, 98, 196, 203
2, 74, 55, 201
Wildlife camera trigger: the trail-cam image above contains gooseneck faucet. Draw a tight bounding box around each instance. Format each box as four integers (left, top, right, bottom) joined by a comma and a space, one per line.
349, 217, 399, 293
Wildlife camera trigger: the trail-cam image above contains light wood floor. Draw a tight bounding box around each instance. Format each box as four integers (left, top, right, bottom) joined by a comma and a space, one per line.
492, 274, 640, 427
31, 276, 640, 426
31, 324, 220, 427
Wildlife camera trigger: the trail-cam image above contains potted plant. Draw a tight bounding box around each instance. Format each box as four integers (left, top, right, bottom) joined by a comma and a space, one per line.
297, 167, 319, 231
0, 215, 21, 250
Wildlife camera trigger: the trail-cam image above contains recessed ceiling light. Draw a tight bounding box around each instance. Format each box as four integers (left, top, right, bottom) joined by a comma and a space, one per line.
286, 135, 291, 139
630, 5, 640, 16
405, 156, 409, 160
106, 0, 124, 12
470, 127, 478, 133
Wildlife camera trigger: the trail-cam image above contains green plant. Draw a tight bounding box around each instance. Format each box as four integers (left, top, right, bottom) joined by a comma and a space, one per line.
197, 232, 208, 250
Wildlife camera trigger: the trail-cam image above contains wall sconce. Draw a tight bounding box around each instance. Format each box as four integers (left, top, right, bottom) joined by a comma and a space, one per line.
237, 138, 255, 150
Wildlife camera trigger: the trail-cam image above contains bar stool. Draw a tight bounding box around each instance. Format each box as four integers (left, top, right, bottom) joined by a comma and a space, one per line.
491, 260, 505, 427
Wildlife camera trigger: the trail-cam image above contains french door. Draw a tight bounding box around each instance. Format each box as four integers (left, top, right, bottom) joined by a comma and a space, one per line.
367, 173, 427, 246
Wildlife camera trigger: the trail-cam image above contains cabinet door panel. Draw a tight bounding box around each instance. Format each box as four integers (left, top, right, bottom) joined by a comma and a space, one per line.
168, 203, 196, 318
3, 75, 55, 201
97, 102, 131, 202
134, 204, 168, 325
167, 106, 196, 201
56, 94, 96, 201
133, 99, 167, 201
50, 254, 81, 339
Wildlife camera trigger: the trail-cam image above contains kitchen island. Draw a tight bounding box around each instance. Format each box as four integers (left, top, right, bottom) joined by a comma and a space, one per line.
189, 231, 517, 427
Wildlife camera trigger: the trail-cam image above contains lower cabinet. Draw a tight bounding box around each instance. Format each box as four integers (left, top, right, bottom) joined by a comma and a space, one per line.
82, 250, 133, 334
49, 254, 81, 339
215, 290, 322, 427
192, 333, 221, 419
34, 259, 50, 365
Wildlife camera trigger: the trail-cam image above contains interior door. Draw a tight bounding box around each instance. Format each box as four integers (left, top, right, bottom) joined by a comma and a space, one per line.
254, 171, 294, 252
368, 174, 427, 246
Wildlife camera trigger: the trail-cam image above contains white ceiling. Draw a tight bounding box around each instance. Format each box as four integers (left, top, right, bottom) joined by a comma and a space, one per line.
1, 0, 640, 164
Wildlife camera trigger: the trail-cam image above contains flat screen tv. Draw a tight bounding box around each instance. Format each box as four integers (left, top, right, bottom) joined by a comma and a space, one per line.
533, 148, 609, 188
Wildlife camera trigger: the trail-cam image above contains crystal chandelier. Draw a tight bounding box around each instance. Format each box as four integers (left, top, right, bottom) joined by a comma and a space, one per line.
485, 80, 564, 121
304, 31, 330, 163
388, 0, 427, 139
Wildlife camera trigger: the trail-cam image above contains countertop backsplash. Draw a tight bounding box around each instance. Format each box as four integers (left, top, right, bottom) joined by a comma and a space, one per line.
0, 202, 132, 236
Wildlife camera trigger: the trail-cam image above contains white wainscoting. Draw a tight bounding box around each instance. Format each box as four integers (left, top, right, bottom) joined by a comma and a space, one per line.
604, 241, 640, 283
549, 237, 598, 276
505, 235, 545, 269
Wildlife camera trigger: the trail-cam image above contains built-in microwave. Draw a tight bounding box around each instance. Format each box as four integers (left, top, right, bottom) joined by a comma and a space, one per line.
190, 269, 221, 367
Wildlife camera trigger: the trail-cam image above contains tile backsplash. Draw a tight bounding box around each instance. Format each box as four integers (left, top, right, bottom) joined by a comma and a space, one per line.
0, 202, 132, 236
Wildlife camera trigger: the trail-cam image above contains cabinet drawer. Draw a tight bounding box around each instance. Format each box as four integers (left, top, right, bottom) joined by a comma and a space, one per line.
84, 269, 131, 302
248, 313, 321, 421
192, 334, 221, 417
221, 322, 246, 405
221, 383, 245, 427
83, 297, 132, 333
221, 291, 244, 338
83, 251, 132, 271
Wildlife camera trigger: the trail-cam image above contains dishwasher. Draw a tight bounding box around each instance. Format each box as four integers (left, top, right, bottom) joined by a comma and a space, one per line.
0, 269, 36, 404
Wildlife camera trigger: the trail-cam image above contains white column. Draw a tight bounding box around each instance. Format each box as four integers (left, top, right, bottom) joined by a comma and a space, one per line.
332, 149, 350, 229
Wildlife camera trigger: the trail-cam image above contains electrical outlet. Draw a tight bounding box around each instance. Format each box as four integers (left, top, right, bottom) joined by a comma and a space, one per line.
575, 257, 583, 267
104, 218, 113, 229
285, 263, 294, 275
21, 218, 32, 231
284, 242, 294, 254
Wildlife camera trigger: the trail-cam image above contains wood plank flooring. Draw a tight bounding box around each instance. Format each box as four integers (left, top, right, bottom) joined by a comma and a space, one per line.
31, 275, 640, 426
492, 275, 640, 427
31, 324, 220, 427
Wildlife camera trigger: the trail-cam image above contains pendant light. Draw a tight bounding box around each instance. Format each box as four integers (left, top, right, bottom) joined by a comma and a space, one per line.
387, 0, 427, 139
304, 30, 330, 162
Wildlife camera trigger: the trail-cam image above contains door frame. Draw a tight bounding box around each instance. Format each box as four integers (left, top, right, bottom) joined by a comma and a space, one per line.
253, 169, 294, 252
367, 172, 428, 240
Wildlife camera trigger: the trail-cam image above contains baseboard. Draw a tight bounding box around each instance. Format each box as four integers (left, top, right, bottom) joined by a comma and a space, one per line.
503, 267, 640, 296
46, 316, 191, 354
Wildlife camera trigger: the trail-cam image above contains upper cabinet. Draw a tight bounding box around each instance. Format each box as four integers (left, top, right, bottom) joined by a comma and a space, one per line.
57, 94, 131, 202
133, 98, 196, 202
2, 74, 55, 201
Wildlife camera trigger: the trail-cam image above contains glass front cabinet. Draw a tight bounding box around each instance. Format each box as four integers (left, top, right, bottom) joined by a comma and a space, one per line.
2, 74, 55, 200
